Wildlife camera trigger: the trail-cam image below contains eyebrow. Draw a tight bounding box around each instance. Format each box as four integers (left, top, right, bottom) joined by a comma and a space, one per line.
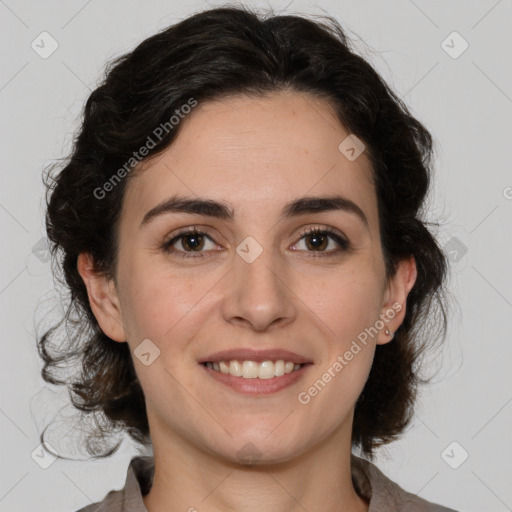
140, 194, 369, 229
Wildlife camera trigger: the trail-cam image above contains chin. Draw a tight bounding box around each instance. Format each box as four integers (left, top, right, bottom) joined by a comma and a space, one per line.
206, 433, 305, 467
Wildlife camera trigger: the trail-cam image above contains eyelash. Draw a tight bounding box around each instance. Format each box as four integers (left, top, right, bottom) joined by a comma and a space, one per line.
160, 225, 350, 259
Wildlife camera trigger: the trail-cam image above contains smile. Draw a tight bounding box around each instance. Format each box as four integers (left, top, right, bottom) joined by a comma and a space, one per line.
203, 359, 303, 379
201, 360, 312, 395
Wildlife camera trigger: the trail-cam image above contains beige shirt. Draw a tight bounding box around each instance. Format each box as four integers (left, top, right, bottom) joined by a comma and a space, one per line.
76, 454, 458, 511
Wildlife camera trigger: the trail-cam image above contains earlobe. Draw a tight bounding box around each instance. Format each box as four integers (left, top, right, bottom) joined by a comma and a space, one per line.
76, 252, 127, 342
377, 256, 417, 346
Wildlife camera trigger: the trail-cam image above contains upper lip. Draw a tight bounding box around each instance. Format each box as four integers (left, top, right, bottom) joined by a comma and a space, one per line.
198, 348, 312, 365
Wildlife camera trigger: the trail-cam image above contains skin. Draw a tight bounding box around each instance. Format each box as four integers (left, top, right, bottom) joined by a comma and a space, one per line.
78, 89, 417, 512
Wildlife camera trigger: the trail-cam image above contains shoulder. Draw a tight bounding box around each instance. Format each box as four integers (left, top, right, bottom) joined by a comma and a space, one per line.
351, 454, 459, 512
74, 488, 125, 512
73, 455, 154, 512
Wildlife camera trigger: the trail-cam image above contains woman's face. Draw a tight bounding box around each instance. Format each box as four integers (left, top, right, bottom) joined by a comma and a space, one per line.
81, 90, 415, 464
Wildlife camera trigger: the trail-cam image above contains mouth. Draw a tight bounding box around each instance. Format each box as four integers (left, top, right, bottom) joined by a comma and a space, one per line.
198, 349, 313, 395
201, 359, 309, 379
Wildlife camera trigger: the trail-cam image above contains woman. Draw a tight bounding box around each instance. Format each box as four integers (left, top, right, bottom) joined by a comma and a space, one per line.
38, 5, 457, 511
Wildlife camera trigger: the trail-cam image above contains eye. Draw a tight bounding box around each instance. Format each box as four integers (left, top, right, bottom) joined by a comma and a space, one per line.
161, 225, 350, 260
291, 226, 350, 256
161, 226, 219, 259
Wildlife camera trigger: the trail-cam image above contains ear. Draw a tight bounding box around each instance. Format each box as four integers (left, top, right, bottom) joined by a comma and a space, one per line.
77, 252, 127, 343
376, 256, 417, 345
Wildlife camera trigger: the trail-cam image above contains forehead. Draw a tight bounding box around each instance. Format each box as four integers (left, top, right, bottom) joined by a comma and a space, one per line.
122, 90, 378, 233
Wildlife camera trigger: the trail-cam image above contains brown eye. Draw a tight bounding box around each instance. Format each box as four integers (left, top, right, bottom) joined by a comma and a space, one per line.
161, 227, 218, 258
293, 227, 350, 256
304, 231, 329, 251
179, 232, 206, 251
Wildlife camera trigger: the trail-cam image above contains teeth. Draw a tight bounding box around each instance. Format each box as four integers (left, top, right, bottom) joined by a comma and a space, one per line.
205, 360, 303, 379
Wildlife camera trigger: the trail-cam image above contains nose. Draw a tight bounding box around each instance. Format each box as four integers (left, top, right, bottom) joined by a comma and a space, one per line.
221, 245, 297, 332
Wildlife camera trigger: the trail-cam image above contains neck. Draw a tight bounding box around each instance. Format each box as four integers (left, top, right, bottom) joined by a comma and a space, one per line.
142, 415, 369, 512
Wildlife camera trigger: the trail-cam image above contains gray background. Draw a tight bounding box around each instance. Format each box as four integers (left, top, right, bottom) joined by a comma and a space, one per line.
1, 0, 511, 511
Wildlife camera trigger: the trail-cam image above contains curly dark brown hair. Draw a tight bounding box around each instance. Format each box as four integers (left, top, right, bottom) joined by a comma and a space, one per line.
37, 4, 452, 461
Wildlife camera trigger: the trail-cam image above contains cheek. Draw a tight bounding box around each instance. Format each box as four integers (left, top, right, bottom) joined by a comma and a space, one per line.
299, 270, 382, 342
116, 262, 184, 341
312, 273, 381, 407
117, 258, 219, 349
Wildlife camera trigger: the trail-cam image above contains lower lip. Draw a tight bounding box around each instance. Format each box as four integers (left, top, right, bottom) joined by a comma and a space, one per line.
200, 363, 312, 395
